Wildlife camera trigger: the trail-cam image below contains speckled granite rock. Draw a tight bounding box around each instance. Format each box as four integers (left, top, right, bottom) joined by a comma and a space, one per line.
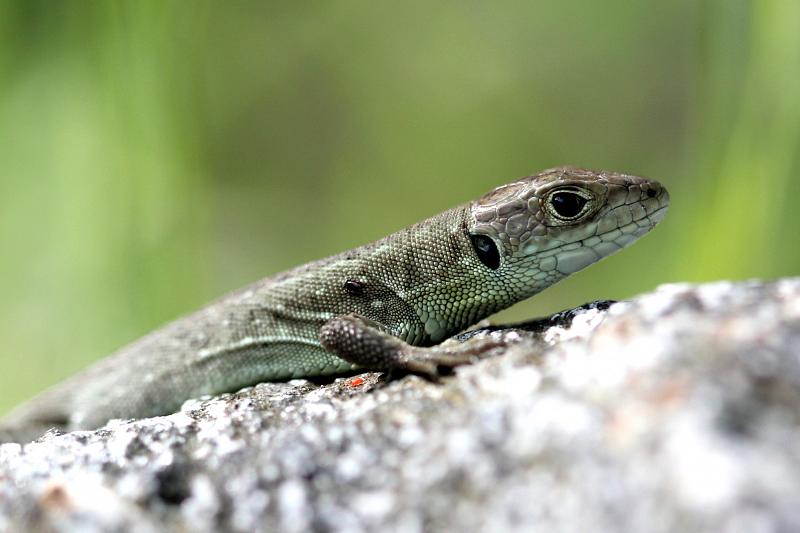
1, 279, 799, 533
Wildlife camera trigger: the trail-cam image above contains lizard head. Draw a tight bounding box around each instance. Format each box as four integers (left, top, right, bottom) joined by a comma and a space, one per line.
467, 166, 669, 294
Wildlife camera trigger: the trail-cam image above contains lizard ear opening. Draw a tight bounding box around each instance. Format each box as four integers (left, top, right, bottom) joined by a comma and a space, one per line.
469, 234, 500, 270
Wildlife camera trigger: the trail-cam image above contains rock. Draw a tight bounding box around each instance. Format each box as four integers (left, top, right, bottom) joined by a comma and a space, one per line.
1, 278, 799, 533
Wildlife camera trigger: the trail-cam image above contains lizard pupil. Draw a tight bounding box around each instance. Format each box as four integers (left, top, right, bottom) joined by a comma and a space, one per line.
469, 234, 500, 270
550, 191, 587, 219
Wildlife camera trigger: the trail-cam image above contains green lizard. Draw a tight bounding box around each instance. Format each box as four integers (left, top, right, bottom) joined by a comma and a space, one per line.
0, 167, 668, 442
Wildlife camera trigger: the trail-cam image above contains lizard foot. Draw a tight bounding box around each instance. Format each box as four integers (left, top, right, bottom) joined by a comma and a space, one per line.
320, 314, 501, 380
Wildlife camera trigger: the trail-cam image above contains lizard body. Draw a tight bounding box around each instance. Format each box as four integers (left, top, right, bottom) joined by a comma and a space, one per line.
0, 167, 669, 441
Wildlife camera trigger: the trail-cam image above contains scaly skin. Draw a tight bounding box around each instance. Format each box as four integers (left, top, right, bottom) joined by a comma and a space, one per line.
0, 167, 669, 442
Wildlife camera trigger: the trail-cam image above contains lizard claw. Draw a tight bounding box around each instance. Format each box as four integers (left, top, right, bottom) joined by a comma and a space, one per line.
320, 314, 502, 380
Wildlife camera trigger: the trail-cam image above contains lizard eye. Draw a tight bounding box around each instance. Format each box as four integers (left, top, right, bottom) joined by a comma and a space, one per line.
545, 188, 592, 221
470, 234, 500, 270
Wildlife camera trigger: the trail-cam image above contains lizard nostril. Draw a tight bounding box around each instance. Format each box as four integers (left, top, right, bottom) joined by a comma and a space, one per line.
646, 187, 658, 198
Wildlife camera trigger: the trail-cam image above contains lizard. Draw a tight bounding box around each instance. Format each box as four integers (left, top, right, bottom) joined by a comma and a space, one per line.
0, 167, 669, 442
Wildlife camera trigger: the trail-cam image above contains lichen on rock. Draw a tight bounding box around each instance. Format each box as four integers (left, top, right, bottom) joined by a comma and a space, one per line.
1, 279, 799, 533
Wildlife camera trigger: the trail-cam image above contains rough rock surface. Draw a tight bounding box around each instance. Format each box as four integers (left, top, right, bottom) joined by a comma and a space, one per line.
1, 278, 799, 533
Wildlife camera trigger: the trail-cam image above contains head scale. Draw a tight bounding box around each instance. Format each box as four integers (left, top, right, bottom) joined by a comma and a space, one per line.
466, 167, 669, 295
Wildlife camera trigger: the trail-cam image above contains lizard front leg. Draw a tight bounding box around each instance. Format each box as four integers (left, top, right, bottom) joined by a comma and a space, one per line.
320, 301, 616, 379
319, 314, 512, 379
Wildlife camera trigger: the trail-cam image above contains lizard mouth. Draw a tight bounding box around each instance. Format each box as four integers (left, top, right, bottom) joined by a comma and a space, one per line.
520, 202, 669, 276
648, 204, 669, 224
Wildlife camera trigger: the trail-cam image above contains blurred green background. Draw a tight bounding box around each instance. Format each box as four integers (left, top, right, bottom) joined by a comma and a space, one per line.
1, 1, 798, 415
